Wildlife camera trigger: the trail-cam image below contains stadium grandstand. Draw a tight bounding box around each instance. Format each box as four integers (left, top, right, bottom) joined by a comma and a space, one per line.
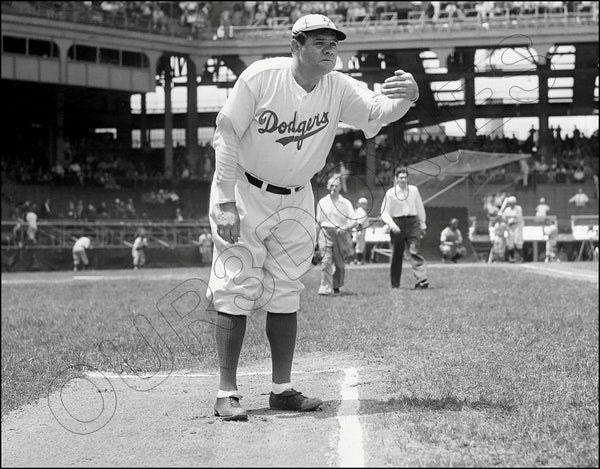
1, 1, 598, 271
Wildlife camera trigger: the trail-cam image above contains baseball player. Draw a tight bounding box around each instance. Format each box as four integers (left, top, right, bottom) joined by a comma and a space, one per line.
197, 229, 213, 265
490, 215, 509, 262
72, 236, 92, 271
439, 218, 467, 263
132, 231, 148, 269
380, 167, 429, 289
353, 197, 369, 264
208, 13, 418, 421
498, 195, 524, 262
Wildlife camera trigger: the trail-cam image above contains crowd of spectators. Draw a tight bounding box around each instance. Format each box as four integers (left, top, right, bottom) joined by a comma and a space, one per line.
4, 1, 595, 40
314, 125, 598, 190
1, 136, 216, 189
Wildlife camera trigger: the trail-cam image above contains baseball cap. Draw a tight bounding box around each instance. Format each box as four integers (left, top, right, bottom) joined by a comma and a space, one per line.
292, 14, 347, 41
506, 196, 517, 204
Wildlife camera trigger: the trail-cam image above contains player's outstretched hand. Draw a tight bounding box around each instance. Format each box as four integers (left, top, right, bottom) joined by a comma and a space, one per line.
216, 202, 240, 244
381, 69, 418, 101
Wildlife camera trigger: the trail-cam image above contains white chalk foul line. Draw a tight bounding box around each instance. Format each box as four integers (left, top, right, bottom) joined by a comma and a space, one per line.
336, 367, 365, 468
521, 263, 598, 282
86, 368, 343, 380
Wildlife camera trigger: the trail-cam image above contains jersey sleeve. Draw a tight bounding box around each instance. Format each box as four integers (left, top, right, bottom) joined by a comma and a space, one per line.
218, 76, 257, 138
338, 74, 413, 139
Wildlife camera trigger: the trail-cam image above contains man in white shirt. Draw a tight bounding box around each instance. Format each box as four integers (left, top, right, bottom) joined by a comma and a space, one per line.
316, 176, 356, 295
535, 197, 550, 218
208, 14, 419, 420
380, 167, 428, 289
569, 188, 590, 209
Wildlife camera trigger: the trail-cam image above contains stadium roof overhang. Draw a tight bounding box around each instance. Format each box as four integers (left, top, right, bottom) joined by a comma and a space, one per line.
408, 150, 531, 204
408, 149, 530, 185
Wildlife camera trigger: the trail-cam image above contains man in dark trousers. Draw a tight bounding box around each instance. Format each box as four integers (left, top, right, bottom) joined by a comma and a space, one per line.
380, 167, 429, 289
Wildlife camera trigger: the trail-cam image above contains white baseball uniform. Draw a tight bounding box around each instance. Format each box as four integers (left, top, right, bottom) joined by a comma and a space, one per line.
209, 57, 414, 316
73, 236, 91, 268
132, 236, 148, 268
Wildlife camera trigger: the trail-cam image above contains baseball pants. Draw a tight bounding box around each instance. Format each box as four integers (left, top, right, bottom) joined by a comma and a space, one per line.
208, 175, 316, 316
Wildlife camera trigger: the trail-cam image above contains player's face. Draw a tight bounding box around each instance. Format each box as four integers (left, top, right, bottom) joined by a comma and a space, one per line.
298, 31, 338, 74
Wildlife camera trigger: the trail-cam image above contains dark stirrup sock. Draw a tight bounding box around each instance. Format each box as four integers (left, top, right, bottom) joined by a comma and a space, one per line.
215, 312, 247, 391
266, 312, 297, 384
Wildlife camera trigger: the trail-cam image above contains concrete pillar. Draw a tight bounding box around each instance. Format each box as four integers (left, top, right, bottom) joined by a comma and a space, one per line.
163, 58, 173, 179
185, 57, 199, 178
462, 49, 476, 142
55, 87, 65, 165
140, 93, 150, 153
537, 61, 550, 152
433, 47, 454, 71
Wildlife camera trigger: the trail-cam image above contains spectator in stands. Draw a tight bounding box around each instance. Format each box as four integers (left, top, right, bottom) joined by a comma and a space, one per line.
174, 207, 184, 222
572, 164, 586, 183
132, 230, 148, 270
498, 195, 524, 263
316, 176, 356, 296
439, 217, 467, 263
569, 187, 590, 210
40, 198, 53, 219
72, 235, 93, 271
352, 197, 369, 265
535, 197, 551, 218
96, 201, 109, 219
125, 198, 138, 219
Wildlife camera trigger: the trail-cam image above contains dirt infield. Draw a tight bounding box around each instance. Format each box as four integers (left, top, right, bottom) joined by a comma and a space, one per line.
1, 353, 375, 467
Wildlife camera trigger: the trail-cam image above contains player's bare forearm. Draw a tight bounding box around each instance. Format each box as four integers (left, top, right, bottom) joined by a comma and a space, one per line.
216, 202, 240, 244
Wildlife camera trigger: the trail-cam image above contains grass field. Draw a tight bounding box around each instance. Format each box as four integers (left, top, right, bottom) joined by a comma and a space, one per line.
1, 263, 598, 466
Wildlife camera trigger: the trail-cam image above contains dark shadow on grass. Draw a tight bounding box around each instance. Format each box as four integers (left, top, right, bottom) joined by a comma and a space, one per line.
362, 395, 516, 413
247, 395, 515, 420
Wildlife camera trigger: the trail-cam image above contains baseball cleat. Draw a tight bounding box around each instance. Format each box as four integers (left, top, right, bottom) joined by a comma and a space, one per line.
414, 280, 429, 290
269, 389, 323, 412
214, 395, 248, 421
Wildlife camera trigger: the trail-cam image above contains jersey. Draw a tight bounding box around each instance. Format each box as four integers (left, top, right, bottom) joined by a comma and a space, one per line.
440, 227, 463, 246
73, 236, 91, 252
216, 57, 412, 200
132, 236, 147, 255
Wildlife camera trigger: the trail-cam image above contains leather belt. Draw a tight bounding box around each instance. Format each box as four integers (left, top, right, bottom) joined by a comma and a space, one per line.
245, 172, 304, 195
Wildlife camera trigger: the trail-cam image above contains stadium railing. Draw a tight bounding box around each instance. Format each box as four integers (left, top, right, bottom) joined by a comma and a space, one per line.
2, 2, 597, 40
2, 219, 210, 249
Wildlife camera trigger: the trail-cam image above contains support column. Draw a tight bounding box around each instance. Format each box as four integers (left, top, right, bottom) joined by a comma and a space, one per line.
163, 58, 173, 179
537, 60, 549, 153
463, 49, 476, 142
140, 93, 150, 154
185, 57, 199, 178
55, 86, 65, 166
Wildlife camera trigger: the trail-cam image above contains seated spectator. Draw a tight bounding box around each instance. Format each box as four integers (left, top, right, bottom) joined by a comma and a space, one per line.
572, 165, 586, 183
